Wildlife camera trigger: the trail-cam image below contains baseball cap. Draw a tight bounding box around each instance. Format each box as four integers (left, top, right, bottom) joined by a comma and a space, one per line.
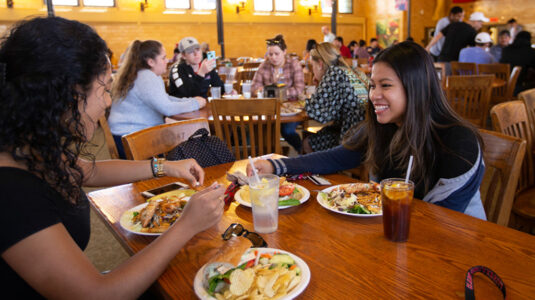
469, 12, 489, 22
178, 37, 200, 53
475, 32, 492, 44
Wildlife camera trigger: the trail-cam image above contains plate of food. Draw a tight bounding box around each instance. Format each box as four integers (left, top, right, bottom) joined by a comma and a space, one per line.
317, 182, 382, 217
194, 245, 310, 300
234, 177, 310, 209
280, 102, 303, 117
119, 189, 196, 235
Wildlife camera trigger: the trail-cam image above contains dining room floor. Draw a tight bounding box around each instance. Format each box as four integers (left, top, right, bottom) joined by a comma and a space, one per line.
83, 124, 303, 271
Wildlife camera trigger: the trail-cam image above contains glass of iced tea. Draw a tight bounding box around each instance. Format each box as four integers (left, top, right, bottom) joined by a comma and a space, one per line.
381, 178, 414, 242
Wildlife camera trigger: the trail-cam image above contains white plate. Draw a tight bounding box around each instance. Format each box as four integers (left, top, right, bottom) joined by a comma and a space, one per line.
119, 191, 193, 236
234, 184, 310, 209
316, 184, 382, 217
280, 109, 302, 117
119, 203, 161, 236
193, 247, 311, 300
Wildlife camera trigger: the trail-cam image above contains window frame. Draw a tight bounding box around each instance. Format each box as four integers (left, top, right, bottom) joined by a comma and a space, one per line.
49, 0, 79, 6
192, 0, 216, 10
165, 0, 191, 9
321, 0, 353, 14
254, 0, 294, 12
82, 0, 115, 7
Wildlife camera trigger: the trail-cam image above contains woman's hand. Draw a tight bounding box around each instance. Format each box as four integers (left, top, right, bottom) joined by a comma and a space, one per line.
194, 96, 207, 108
164, 159, 205, 187
246, 159, 274, 176
178, 182, 225, 234
198, 59, 216, 77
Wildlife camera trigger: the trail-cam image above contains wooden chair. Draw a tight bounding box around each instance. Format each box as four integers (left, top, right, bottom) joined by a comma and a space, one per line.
356, 58, 368, 66
98, 115, 120, 159
121, 118, 210, 160
478, 63, 510, 104
519, 88, 535, 138
433, 62, 447, 88
479, 129, 526, 226
506, 66, 522, 101
243, 62, 261, 69
211, 99, 281, 160
343, 57, 353, 66
445, 75, 494, 128
450, 61, 477, 75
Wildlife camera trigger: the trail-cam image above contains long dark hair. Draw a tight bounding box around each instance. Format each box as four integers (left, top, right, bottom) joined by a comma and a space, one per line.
346, 42, 481, 192
510, 31, 532, 48
111, 40, 162, 101
0, 17, 109, 204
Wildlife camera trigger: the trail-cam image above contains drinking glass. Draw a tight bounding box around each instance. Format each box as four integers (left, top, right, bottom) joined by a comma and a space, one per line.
249, 174, 279, 234
381, 178, 414, 242
224, 83, 233, 95
210, 87, 221, 99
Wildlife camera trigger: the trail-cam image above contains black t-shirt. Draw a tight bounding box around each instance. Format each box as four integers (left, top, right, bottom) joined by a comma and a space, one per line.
439, 22, 477, 62
168, 61, 224, 99
0, 167, 90, 299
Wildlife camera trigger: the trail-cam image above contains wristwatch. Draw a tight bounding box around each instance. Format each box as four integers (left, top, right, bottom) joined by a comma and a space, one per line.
151, 157, 166, 177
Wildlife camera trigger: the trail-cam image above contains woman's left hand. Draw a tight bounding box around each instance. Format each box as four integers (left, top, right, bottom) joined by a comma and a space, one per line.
163, 159, 205, 187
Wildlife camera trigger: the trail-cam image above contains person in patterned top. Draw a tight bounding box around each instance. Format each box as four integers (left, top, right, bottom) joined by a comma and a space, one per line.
303, 42, 369, 153
252, 34, 305, 152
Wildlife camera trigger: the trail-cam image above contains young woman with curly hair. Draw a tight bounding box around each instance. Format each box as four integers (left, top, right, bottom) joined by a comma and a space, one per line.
249, 42, 486, 219
108, 39, 206, 158
0, 17, 224, 298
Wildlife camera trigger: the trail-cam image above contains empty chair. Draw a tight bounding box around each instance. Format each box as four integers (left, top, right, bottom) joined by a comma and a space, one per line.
479, 129, 526, 226
519, 87, 535, 136
506, 66, 522, 101
98, 115, 120, 159
211, 99, 281, 160
433, 62, 447, 88
478, 63, 510, 104
445, 75, 494, 128
121, 118, 210, 160
450, 61, 477, 75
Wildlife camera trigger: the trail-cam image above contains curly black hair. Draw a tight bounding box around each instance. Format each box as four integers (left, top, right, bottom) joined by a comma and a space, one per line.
0, 17, 109, 204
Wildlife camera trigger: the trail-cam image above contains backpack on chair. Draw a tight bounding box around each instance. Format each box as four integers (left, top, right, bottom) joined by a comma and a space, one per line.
166, 128, 235, 167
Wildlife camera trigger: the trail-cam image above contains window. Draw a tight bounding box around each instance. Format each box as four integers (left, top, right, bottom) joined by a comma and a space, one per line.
254, 0, 293, 12
83, 0, 114, 6
166, 0, 190, 9
51, 0, 78, 5
321, 0, 352, 14
193, 0, 216, 10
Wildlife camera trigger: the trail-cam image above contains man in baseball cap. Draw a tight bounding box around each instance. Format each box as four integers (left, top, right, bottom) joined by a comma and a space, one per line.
426, 11, 489, 64
459, 32, 496, 64
178, 37, 201, 54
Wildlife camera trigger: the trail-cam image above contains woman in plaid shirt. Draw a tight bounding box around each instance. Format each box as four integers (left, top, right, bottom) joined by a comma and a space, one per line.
252, 35, 305, 152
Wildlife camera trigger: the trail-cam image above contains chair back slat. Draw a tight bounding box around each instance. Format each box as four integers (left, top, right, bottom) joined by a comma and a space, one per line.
478, 63, 510, 103
211, 99, 281, 160
519, 88, 535, 147
479, 129, 526, 226
98, 115, 120, 159
446, 75, 494, 127
451, 61, 477, 75
121, 118, 210, 160
506, 66, 522, 101
491, 100, 535, 191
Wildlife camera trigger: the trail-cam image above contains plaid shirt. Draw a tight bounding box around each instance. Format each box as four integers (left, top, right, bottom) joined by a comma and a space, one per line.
251, 56, 305, 100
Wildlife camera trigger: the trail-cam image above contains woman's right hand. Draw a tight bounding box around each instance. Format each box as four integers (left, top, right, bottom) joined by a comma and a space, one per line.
195, 96, 207, 108
179, 182, 225, 234
246, 159, 274, 176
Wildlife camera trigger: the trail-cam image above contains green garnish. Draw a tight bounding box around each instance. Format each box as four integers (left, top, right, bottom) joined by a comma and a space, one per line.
132, 211, 139, 217
348, 205, 371, 214
278, 199, 300, 206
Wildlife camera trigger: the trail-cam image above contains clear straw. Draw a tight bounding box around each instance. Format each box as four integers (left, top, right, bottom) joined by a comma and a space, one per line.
405, 155, 414, 183
248, 156, 261, 184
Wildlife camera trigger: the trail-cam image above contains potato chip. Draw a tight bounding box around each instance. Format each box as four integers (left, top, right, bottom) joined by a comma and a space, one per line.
230, 268, 255, 296
263, 272, 280, 298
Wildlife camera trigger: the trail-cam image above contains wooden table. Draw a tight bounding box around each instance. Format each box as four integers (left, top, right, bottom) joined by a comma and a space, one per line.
88, 160, 535, 299
170, 102, 309, 124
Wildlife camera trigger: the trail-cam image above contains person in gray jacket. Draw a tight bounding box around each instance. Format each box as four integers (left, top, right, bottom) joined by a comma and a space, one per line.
108, 40, 206, 158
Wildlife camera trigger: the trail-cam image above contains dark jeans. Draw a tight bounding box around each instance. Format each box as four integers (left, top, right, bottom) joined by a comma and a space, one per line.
281, 122, 302, 152
112, 134, 127, 159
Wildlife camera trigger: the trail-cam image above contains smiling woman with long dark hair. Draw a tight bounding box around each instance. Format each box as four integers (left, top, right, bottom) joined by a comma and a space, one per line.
249, 42, 486, 219
0, 17, 224, 299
